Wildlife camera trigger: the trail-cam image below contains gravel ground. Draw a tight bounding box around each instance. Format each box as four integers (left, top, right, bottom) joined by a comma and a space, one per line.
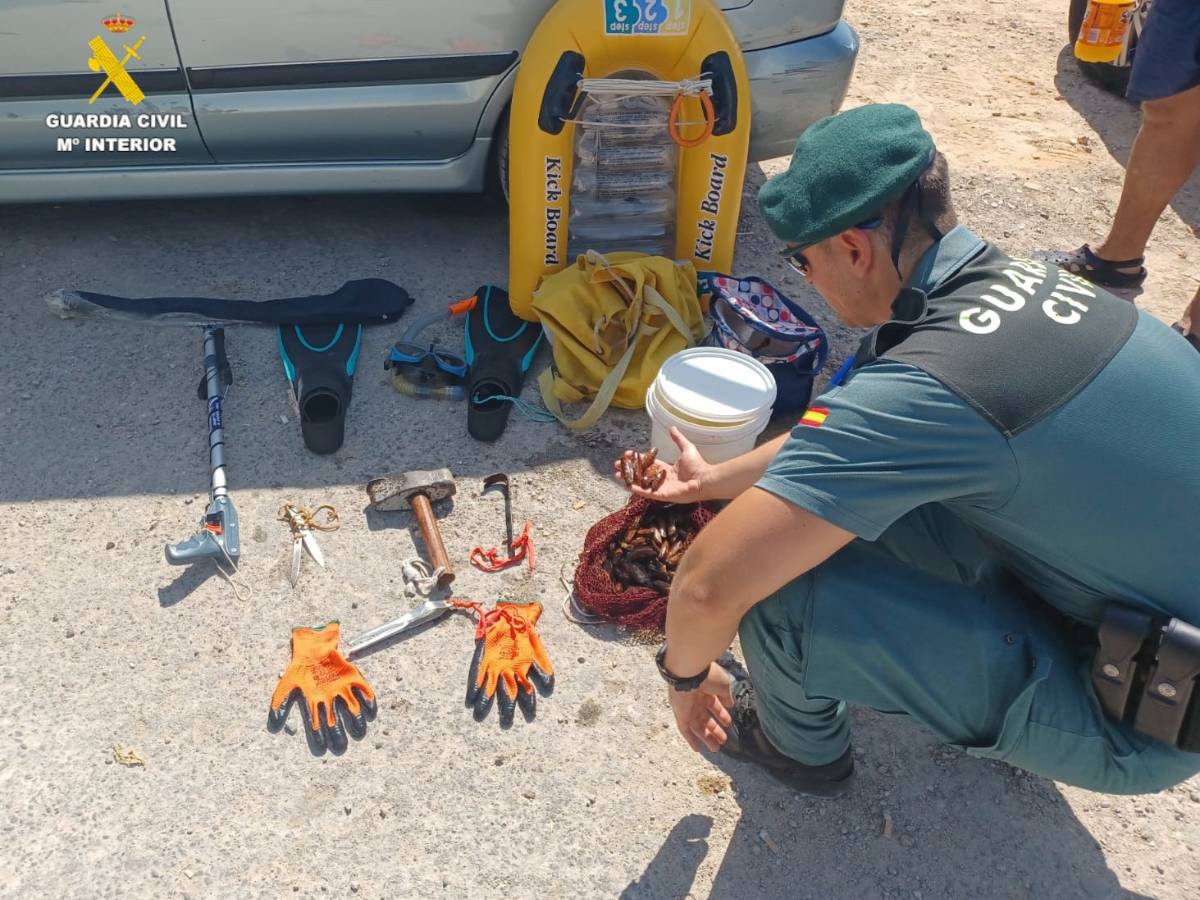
1, 0, 1198, 897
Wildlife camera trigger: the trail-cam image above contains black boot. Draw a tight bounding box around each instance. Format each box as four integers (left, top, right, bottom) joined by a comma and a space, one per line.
717, 653, 855, 797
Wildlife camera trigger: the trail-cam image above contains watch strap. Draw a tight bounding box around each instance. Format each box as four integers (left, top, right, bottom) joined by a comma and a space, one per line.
656, 643, 709, 691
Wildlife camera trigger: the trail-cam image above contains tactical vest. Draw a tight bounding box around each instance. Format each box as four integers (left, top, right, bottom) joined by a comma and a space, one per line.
856, 240, 1138, 436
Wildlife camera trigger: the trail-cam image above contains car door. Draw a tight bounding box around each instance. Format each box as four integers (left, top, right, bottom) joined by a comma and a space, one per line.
165, 0, 555, 163
0, 1, 211, 170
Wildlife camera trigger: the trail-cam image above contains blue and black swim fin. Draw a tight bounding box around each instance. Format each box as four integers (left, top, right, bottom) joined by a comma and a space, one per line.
463, 285, 544, 442
278, 322, 363, 454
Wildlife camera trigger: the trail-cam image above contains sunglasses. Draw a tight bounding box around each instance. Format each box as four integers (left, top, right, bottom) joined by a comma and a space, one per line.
779, 217, 883, 279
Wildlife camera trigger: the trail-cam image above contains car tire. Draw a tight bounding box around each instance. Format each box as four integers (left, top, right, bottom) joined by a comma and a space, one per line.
488, 106, 510, 207
1068, 0, 1136, 97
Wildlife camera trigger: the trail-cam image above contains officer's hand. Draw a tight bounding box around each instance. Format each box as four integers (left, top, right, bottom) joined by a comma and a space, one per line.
667, 662, 734, 754
619, 427, 711, 504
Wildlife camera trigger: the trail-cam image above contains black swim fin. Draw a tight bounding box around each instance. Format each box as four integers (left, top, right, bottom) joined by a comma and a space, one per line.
463, 285, 544, 442
277, 322, 362, 454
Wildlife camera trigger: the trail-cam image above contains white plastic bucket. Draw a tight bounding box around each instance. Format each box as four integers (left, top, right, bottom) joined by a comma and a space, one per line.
656, 347, 777, 423
646, 348, 777, 465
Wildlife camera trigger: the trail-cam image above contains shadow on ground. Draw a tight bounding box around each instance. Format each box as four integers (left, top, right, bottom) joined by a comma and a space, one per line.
621, 814, 714, 899
626, 710, 1146, 900
0, 194, 654, 503
1053, 45, 1200, 240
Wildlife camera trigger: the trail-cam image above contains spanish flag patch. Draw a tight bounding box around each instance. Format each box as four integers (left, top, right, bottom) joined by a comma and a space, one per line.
799, 406, 829, 427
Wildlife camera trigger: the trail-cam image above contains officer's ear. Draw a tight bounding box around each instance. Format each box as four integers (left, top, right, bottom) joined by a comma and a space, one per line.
833, 228, 875, 279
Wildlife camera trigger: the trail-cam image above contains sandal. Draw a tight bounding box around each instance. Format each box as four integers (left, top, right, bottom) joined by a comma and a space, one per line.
1043, 244, 1147, 289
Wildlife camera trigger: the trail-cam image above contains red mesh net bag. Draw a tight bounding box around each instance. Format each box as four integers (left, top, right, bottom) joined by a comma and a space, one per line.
573, 497, 717, 631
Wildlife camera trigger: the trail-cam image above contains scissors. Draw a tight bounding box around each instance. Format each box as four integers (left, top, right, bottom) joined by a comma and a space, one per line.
278, 504, 340, 586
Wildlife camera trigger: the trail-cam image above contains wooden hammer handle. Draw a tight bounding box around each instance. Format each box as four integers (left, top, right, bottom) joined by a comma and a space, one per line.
409, 492, 454, 585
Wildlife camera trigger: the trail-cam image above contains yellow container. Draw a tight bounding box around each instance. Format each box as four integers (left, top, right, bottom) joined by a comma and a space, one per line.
1074, 0, 1136, 63
507, 0, 751, 321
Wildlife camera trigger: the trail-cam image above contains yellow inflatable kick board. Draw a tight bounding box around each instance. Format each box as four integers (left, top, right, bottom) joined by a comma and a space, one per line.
509, 0, 751, 320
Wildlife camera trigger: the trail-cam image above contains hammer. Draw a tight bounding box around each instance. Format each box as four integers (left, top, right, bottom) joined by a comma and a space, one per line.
366, 468, 456, 587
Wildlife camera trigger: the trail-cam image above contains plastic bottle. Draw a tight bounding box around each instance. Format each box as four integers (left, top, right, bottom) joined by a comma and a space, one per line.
1074, 0, 1137, 64
569, 88, 678, 259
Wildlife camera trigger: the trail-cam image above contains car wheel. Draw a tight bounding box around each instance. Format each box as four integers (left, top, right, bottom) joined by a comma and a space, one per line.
491, 106, 510, 206
1068, 0, 1138, 97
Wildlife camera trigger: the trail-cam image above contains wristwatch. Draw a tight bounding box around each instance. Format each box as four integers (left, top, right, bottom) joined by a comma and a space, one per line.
655, 643, 709, 692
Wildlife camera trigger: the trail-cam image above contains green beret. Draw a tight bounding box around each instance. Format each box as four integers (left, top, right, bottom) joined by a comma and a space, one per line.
757, 104, 935, 248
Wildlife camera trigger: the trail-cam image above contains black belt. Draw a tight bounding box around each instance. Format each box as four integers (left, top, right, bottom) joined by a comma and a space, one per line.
1091, 603, 1200, 752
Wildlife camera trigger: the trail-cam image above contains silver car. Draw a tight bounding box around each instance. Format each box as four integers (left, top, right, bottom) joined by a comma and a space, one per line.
0, 1, 857, 203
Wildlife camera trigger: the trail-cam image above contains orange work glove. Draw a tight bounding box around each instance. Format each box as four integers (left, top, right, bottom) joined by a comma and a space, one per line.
451, 600, 554, 725
267, 622, 376, 750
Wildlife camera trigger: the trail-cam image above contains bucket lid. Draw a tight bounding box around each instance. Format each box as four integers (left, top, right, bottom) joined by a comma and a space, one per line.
655, 347, 777, 423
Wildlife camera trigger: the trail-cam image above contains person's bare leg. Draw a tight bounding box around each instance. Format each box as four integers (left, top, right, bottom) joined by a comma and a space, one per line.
1175, 284, 1200, 337
1094, 82, 1200, 264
